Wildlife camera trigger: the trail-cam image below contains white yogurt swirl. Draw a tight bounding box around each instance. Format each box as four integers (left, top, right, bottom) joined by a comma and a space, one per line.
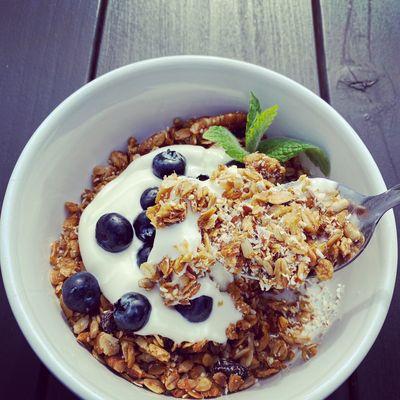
79, 145, 242, 343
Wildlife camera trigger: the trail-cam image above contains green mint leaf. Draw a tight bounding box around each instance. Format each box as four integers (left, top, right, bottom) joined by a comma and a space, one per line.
245, 104, 279, 153
203, 126, 249, 162
246, 92, 262, 133
304, 147, 331, 176
258, 137, 331, 176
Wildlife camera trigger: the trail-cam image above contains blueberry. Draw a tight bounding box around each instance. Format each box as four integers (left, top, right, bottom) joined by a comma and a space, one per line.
140, 187, 158, 210
62, 272, 101, 314
96, 213, 134, 253
196, 174, 209, 181
226, 160, 245, 168
114, 292, 151, 332
175, 295, 213, 323
152, 149, 186, 179
137, 243, 153, 266
133, 211, 155, 243
213, 359, 249, 379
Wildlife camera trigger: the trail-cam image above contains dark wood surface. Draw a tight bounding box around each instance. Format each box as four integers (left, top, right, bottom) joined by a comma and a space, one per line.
0, 1, 398, 399
320, 1, 400, 398
0, 0, 100, 398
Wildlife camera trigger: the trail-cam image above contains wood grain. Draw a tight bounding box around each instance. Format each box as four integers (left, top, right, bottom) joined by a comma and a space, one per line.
97, 0, 319, 93
320, 0, 400, 399
320, 0, 400, 185
0, 0, 100, 398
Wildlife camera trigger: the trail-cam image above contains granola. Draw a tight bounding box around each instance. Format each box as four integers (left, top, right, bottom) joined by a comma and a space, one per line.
50, 111, 357, 397
145, 166, 363, 301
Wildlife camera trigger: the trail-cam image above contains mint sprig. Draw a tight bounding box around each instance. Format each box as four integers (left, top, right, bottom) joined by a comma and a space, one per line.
245, 105, 279, 153
258, 138, 330, 175
202, 92, 330, 176
203, 126, 249, 162
246, 91, 262, 133
303, 147, 331, 176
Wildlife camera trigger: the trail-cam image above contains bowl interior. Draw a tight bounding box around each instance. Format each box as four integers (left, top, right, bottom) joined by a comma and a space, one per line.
1, 57, 397, 400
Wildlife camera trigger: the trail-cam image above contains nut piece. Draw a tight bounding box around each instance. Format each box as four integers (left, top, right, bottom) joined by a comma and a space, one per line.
140, 262, 157, 279
344, 222, 361, 241
94, 332, 120, 356
315, 259, 334, 281
106, 356, 126, 373
213, 372, 227, 387
109, 151, 128, 169
143, 378, 166, 394
195, 377, 212, 392
164, 369, 180, 390
73, 315, 89, 334
302, 344, 318, 361
266, 190, 294, 205
121, 340, 136, 368
178, 359, 194, 373
329, 198, 349, 213
228, 374, 244, 392
89, 318, 100, 339
241, 238, 253, 259
148, 343, 170, 362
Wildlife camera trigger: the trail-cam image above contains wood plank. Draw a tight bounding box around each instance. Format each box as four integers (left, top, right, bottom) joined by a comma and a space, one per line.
319, 1, 400, 399
320, 0, 400, 185
97, 0, 319, 93
0, 0, 100, 398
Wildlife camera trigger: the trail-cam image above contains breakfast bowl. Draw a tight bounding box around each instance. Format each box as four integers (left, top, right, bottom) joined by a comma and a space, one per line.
1, 56, 397, 400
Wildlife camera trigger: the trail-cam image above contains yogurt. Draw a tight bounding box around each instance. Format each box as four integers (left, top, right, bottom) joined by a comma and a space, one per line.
79, 145, 242, 343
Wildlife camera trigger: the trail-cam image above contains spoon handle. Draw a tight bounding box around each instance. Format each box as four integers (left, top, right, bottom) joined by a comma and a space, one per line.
363, 183, 400, 219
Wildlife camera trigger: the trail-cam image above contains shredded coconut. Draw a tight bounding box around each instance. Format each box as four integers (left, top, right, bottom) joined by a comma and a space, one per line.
300, 281, 344, 340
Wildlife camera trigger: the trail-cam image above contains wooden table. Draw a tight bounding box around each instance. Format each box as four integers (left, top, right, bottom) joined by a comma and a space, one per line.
0, 1, 399, 398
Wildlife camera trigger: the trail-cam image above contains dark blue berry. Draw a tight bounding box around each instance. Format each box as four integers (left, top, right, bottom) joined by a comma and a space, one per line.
140, 187, 158, 210
114, 292, 151, 332
137, 243, 152, 266
152, 149, 186, 179
96, 213, 133, 253
226, 160, 245, 168
62, 272, 101, 314
196, 174, 209, 181
175, 295, 213, 323
133, 211, 155, 243
213, 359, 249, 379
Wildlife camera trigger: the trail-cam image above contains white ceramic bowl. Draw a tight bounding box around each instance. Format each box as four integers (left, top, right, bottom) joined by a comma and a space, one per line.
1, 56, 397, 400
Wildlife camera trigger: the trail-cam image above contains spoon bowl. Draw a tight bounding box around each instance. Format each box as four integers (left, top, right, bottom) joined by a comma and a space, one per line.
334, 182, 400, 271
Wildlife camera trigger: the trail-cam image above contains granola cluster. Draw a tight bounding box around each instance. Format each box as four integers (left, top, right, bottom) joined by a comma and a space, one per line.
49, 112, 347, 397
145, 155, 364, 303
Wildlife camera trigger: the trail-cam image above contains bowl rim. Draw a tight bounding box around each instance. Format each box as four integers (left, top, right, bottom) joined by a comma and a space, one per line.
1, 55, 397, 400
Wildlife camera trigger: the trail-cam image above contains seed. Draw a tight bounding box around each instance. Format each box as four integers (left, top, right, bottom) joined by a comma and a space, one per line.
195, 377, 212, 392
143, 378, 165, 394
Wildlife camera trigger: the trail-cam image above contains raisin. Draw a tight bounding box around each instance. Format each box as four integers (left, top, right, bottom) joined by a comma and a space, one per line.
212, 359, 249, 380
100, 310, 117, 333
163, 337, 175, 352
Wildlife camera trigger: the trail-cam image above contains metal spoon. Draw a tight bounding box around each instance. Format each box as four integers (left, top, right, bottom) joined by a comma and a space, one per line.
333, 181, 400, 272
